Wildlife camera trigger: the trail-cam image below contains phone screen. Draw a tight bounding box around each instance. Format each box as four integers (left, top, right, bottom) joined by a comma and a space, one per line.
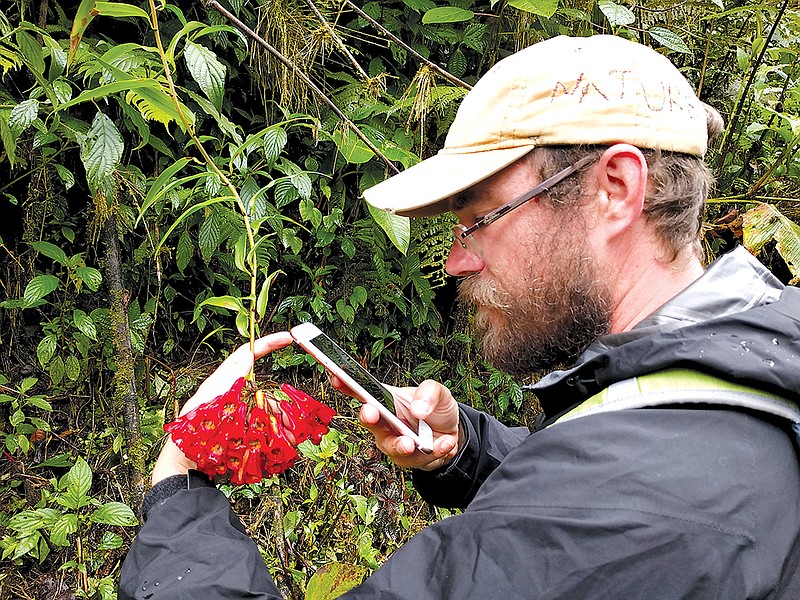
306, 332, 398, 414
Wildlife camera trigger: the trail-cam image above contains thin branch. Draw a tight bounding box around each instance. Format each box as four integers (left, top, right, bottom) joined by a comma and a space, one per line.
205, 0, 400, 175
715, 0, 791, 177
304, 0, 369, 81
341, 0, 472, 90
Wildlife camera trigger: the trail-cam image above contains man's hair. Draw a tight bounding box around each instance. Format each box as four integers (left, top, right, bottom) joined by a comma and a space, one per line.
527, 106, 724, 261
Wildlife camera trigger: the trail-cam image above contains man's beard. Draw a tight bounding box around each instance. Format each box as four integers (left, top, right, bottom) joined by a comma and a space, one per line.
459, 235, 612, 377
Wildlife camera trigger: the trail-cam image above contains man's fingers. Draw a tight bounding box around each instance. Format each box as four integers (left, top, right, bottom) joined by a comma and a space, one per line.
254, 331, 294, 359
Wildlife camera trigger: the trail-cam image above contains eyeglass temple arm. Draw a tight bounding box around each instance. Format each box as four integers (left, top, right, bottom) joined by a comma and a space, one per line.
460, 154, 596, 238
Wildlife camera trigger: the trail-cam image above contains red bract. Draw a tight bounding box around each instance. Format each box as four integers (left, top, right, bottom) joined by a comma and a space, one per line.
164, 377, 335, 483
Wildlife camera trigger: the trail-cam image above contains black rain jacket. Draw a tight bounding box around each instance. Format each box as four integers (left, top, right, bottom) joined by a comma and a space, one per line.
120, 252, 800, 600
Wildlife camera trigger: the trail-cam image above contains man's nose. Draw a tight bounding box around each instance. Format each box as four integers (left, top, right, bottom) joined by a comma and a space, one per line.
445, 241, 485, 276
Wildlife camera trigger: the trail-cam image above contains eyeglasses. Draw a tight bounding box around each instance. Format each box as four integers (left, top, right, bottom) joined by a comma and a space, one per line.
452, 155, 596, 259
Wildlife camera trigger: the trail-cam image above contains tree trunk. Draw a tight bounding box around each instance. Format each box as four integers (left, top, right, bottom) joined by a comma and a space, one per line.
102, 214, 146, 513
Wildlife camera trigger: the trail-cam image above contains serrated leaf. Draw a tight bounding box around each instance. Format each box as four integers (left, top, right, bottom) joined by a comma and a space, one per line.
422, 7, 474, 24
37, 335, 57, 369
176, 230, 193, 272
184, 41, 226, 111
648, 26, 691, 54
24, 274, 60, 303
29, 241, 68, 265
508, 0, 559, 17
598, 0, 635, 26
462, 23, 485, 53
81, 111, 124, 190
90, 501, 138, 526
365, 203, 410, 254
198, 211, 223, 262
9, 99, 39, 136
75, 266, 102, 292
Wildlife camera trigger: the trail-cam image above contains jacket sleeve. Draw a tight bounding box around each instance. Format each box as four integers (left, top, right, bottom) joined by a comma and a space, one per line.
411, 404, 530, 508
118, 476, 282, 600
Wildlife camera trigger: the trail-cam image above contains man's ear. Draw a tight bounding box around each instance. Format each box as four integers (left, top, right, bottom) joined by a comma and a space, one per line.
592, 144, 648, 238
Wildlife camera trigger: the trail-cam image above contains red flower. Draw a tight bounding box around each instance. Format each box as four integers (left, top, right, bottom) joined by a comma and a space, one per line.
164, 378, 333, 483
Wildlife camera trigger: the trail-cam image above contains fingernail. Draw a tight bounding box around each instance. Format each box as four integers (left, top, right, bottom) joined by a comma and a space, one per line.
411, 400, 429, 418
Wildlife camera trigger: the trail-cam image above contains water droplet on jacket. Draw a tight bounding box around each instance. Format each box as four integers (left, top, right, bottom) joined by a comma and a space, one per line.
772, 338, 780, 345
740, 341, 750, 352
186, 568, 192, 573
142, 587, 147, 592
154, 582, 159, 587
764, 359, 775, 367
708, 333, 716, 338
177, 576, 183, 581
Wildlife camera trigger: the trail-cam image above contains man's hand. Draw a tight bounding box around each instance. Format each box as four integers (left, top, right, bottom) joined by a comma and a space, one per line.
151, 332, 294, 485
333, 376, 461, 471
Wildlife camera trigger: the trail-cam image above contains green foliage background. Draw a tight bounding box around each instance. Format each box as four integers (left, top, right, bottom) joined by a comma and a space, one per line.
0, 0, 798, 597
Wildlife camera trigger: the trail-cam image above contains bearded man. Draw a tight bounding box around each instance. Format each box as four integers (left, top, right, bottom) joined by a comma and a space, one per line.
120, 35, 800, 600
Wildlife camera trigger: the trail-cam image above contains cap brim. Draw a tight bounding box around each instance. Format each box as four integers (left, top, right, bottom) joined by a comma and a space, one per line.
362, 146, 535, 217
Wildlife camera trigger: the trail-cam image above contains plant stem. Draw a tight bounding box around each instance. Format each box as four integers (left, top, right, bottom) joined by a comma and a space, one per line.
147, 0, 260, 373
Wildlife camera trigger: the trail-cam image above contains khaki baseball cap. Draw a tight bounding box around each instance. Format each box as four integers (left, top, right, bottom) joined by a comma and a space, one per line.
363, 35, 711, 217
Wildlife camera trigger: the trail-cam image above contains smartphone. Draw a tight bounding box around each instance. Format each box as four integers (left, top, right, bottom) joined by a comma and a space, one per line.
290, 323, 434, 453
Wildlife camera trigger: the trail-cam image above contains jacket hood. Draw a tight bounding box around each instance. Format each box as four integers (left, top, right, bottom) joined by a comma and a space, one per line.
530, 285, 800, 421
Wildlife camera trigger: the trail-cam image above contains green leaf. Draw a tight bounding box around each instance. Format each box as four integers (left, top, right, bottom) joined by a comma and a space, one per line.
138, 157, 192, 223
90, 501, 138, 526
300, 198, 323, 228
29, 241, 68, 265
24, 274, 60, 303
81, 111, 124, 190
335, 299, 355, 323
93, 2, 151, 20
263, 126, 288, 162
34, 453, 74, 469
0, 112, 17, 167
648, 26, 691, 54
37, 335, 57, 369
65, 355, 81, 381
184, 41, 226, 111
305, 562, 367, 600
50, 513, 78, 546
68, 0, 98, 69
256, 271, 282, 319
75, 266, 103, 291
54, 164, 75, 190
365, 203, 410, 255
9, 99, 39, 136
598, 0, 635, 26
199, 295, 247, 314
743, 203, 800, 279
176, 231, 193, 272
73, 309, 98, 340
507, 0, 560, 18
26, 396, 52, 411
422, 7, 474, 24
49, 356, 65, 386
198, 210, 223, 262
63, 457, 92, 506
401, 0, 435, 13
349, 286, 368, 309
16, 31, 45, 76
332, 129, 374, 164
291, 172, 313, 200
97, 532, 123, 550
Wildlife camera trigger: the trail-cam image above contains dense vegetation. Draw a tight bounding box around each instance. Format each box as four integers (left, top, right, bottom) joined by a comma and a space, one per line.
0, 0, 798, 598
